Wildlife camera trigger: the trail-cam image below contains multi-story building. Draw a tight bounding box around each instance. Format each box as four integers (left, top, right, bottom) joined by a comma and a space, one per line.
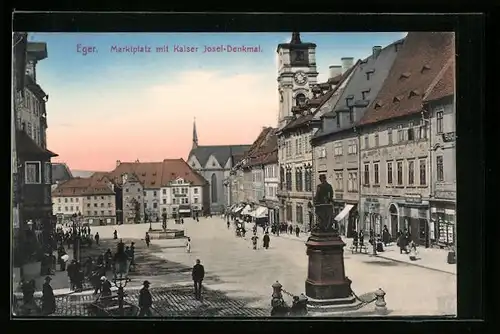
311, 40, 402, 237
357, 32, 454, 247
223, 151, 247, 207
262, 149, 280, 227
13, 38, 58, 271
276, 33, 357, 231
188, 119, 250, 213
423, 56, 456, 248
51, 163, 73, 186
52, 177, 117, 225
121, 173, 145, 224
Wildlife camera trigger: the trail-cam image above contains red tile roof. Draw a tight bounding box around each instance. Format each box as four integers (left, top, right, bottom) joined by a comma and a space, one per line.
160, 159, 208, 187
244, 128, 278, 167
359, 32, 454, 126
52, 177, 114, 197
280, 61, 359, 133
423, 56, 455, 102
107, 162, 163, 188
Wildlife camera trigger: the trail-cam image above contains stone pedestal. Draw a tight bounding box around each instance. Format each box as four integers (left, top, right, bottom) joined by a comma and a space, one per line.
148, 229, 185, 240
305, 231, 362, 314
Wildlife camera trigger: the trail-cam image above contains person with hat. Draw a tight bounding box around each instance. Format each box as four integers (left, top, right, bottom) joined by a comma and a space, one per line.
100, 276, 112, 297
192, 259, 205, 300
138, 280, 153, 316
42, 276, 56, 315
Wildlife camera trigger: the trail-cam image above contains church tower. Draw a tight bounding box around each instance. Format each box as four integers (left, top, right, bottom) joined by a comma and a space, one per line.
276, 32, 318, 128
192, 117, 198, 149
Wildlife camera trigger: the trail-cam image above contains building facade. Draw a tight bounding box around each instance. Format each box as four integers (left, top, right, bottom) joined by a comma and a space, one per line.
311, 41, 401, 237
122, 173, 145, 224
357, 32, 454, 247
263, 155, 280, 227
424, 57, 456, 248
188, 119, 250, 213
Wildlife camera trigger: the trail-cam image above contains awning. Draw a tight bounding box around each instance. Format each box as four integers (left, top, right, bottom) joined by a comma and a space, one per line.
241, 205, 252, 215
334, 204, 354, 222
251, 206, 268, 218
178, 209, 191, 213
233, 205, 244, 213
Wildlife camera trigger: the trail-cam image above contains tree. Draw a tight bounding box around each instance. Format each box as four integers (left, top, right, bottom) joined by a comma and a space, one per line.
129, 198, 142, 224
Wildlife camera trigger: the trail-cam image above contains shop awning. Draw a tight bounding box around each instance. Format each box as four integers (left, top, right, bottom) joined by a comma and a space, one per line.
334, 204, 354, 222
178, 209, 191, 213
251, 206, 268, 218
241, 205, 252, 215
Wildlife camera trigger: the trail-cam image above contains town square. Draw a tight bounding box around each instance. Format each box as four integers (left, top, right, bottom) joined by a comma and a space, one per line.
12, 30, 457, 318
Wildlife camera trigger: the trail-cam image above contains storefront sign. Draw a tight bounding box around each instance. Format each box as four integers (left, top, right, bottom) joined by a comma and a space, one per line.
366, 198, 379, 202
405, 194, 422, 204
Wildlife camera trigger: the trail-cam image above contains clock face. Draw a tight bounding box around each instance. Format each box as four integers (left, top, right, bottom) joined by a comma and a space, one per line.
294, 71, 307, 85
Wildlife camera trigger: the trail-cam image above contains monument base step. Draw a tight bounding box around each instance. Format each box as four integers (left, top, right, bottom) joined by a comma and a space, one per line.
306, 293, 364, 315
148, 229, 185, 239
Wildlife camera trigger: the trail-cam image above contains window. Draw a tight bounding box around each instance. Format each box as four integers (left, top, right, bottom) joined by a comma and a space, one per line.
374, 133, 379, 147
108, 210, 112, 215
334, 142, 343, 156
27, 122, 33, 138
374, 163, 379, 184
419, 120, 428, 139
87, 211, 91, 216
397, 127, 404, 142
408, 127, 415, 141
335, 171, 343, 191
58, 206, 61, 211
286, 203, 293, 221
162, 189, 166, 195
153, 191, 157, 196
280, 167, 285, 190
296, 205, 304, 224
362, 91, 368, 100
100, 203, 104, 207
298, 137, 303, 155
64, 207, 68, 212
75, 198, 79, 202
44, 162, 51, 184
408, 160, 415, 185
318, 146, 326, 158
194, 198, 199, 204
101, 211, 104, 215
70, 206, 73, 211
101, 196, 104, 200
285, 169, 292, 191
387, 128, 393, 145
436, 110, 444, 134
94, 203, 98, 207
94, 196, 97, 200
65, 198, 68, 203
348, 171, 358, 192
173, 198, 177, 205
194, 188, 198, 194
419, 159, 427, 185
295, 168, 303, 192
211, 173, 218, 203
364, 164, 370, 185
87, 196, 91, 200
70, 198, 73, 202
87, 203, 90, 208
125, 188, 129, 193
304, 168, 313, 192
108, 203, 112, 207
436, 156, 444, 181
153, 203, 158, 209
364, 136, 369, 149
348, 140, 358, 155
163, 199, 167, 204
397, 161, 403, 185
25, 162, 41, 184
295, 93, 306, 106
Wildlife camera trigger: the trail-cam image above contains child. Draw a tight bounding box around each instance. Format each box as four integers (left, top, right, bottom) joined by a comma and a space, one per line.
408, 241, 418, 261
186, 237, 191, 253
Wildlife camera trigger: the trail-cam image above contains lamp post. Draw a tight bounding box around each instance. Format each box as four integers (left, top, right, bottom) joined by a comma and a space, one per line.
369, 204, 377, 256
113, 240, 131, 317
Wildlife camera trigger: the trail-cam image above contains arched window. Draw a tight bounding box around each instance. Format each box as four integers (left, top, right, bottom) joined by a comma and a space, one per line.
211, 173, 218, 203
295, 93, 306, 107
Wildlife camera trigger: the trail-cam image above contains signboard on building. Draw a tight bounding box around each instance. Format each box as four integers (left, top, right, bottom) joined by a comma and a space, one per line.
405, 193, 422, 204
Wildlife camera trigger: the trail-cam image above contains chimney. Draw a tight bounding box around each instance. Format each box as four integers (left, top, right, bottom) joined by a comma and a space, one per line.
328, 65, 342, 79
116, 160, 121, 167
341, 57, 354, 75
372, 46, 382, 58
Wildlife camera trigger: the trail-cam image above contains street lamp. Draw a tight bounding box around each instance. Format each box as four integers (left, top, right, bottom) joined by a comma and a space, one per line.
369, 204, 377, 256
113, 240, 131, 316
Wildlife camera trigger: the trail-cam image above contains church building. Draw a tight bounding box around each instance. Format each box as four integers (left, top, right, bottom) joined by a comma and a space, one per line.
187, 119, 251, 213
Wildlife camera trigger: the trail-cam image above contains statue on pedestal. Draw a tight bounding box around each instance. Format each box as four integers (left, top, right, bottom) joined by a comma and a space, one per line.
313, 174, 335, 233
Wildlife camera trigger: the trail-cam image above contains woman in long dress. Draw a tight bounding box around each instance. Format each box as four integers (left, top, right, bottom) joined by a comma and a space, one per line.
186, 237, 191, 253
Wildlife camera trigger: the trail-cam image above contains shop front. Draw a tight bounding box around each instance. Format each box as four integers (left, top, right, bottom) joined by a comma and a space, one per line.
334, 202, 357, 237
430, 201, 456, 248
178, 205, 191, 218
396, 194, 431, 247
362, 198, 382, 235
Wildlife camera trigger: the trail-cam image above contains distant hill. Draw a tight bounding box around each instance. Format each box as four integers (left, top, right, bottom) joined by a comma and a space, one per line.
71, 170, 105, 178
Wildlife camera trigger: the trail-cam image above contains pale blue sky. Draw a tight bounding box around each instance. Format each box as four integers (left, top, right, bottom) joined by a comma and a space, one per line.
29, 32, 406, 170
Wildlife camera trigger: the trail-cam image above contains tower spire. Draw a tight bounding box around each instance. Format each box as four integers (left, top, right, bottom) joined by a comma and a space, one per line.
291, 32, 302, 44
192, 117, 198, 149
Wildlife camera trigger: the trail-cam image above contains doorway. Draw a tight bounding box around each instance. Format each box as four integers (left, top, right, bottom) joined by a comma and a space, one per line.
389, 204, 398, 240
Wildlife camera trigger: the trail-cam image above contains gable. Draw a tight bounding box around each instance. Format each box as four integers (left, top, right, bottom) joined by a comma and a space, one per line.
205, 154, 222, 169
188, 155, 202, 170
224, 157, 232, 169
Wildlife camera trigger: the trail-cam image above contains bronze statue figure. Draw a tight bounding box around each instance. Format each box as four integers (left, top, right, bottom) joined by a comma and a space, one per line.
313, 174, 335, 232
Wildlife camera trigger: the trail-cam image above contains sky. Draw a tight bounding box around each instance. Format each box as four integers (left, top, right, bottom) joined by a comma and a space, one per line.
29, 32, 407, 171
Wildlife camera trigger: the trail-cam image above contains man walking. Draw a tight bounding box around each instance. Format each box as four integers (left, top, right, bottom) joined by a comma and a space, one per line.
138, 280, 153, 317
192, 259, 205, 300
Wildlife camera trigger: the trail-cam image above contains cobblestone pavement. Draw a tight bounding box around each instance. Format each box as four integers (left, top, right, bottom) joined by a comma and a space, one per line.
13, 285, 270, 317
73, 218, 457, 316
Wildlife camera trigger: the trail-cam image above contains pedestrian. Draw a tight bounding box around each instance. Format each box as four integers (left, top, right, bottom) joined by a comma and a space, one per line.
41, 276, 56, 315
227, 220, 230, 229
192, 259, 205, 300
186, 237, 191, 253
408, 241, 418, 261
130, 242, 136, 271
359, 230, 365, 248
398, 230, 408, 254
289, 225, 293, 234
145, 232, 151, 248
60, 253, 69, 272
95, 232, 100, 245
251, 233, 258, 250
295, 226, 300, 238
138, 280, 153, 316
382, 225, 391, 246
113, 230, 118, 240
263, 232, 270, 249
91, 271, 101, 295
100, 276, 112, 297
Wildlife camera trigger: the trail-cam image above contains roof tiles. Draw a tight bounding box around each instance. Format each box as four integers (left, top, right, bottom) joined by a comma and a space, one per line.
359, 32, 454, 126
423, 57, 455, 102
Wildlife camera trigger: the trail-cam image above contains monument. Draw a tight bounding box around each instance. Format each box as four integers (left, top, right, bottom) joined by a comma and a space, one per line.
305, 174, 362, 314
147, 218, 185, 240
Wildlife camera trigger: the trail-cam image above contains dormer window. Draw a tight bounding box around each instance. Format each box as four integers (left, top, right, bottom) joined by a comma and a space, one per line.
345, 95, 354, 107
336, 113, 340, 127
366, 69, 375, 80
408, 90, 419, 98
393, 96, 402, 103
349, 107, 354, 124
374, 102, 382, 110
362, 91, 369, 100
421, 64, 431, 73
400, 72, 411, 79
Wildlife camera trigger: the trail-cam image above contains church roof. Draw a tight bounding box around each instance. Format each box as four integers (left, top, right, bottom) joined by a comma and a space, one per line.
188, 145, 251, 168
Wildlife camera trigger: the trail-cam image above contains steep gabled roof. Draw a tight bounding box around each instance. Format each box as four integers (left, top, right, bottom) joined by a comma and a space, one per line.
188, 145, 251, 167
52, 177, 115, 197
160, 159, 208, 187
107, 162, 163, 188
359, 32, 454, 126
244, 128, 278, 167
423, 56, 455, 103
